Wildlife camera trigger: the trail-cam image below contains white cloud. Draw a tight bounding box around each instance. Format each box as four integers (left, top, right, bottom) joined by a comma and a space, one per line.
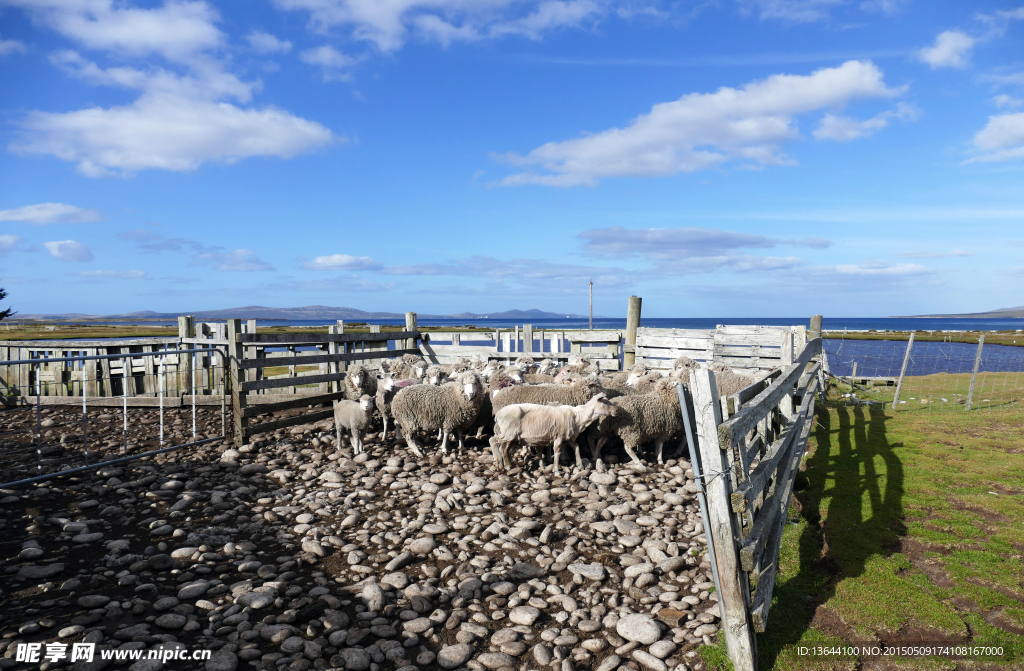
71, 269, 151, 279
900, 249, 972, 259
43, 240, 94, 262
970, 112, 1024, 162
993, 94, 1023, 109
860, 0, 906, 13
0, 235, 21, 255
12, 94, 336, 177
0, 202, 102, 224
496, 60, 901, 186
0, 33, 26, 56
302, 254, 382, 270
192, 249, 274, 271
2, 0, 224, 62
247, 30, 292, 53
275, 0, 605, 52
813, 102, 917, 141
738, 0, 843, 23
579, 227, 776, 258
300, 45, 359, 79
833, 260, 930, 275
3, 0, 337, 177
917, 30, 975, 70
381, 255, 638, 286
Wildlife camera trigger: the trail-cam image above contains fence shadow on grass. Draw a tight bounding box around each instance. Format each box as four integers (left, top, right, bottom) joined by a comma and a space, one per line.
756, 401, 905, 669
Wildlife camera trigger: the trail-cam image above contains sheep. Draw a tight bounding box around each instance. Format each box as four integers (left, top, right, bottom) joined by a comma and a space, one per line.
667, 360, 757, 399
490, 393, 620, 477
333, 394, 375, 454
588, 377, 685, 470
522, 372, 556, 384
374, 374, 421, 441
491, 376, 603, 414
554, 357, 600, 382
438, 358, 473, 376
537, 358, 557, 374
344, 364, 378, 400
391, 370, 485, 456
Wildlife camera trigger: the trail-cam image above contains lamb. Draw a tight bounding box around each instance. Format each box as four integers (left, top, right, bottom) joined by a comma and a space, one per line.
554, 357, 600, 382
490, 393, 619, 476
374, 374, 421, 441
491, 377, 603, 414
344, 364, 378, 400
522, 372, 556, 384
588, 377, 685, 470
391, 370, 485, 456
424, 365, 447, 385
333, 394, 375, 454
387, 354, 427, 381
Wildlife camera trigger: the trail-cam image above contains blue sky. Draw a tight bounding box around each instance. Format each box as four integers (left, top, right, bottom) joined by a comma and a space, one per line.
1, 0, 1023, 318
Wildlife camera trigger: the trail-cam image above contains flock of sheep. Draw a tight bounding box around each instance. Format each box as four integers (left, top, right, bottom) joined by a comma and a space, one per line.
332, 353, 761, 475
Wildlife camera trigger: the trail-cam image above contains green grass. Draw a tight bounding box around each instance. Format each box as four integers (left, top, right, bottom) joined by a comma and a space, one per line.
702, 380, 1024, 670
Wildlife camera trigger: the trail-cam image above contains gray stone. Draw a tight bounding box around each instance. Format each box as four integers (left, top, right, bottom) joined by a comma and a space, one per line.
154, 614, 187, 630
78, 595, 111, 608
437, 644, 474, 670
362, 583, 385, 612
403, 618, 432, 634
616, 614, 660, 645
340, 648, 371, 671
508, 606, 541, 626
478, 653, 516, 669
631, 650, 667, 671
205, 651, 239, 671
280, 637, 305, 654
648, 641, 676, 659
147, 554, 174, 571
236, 592, 274, 609
591, 472, 617, 486
657, 556, 689, 574
18, 563, 64, 579
153, 597, 179, 611
177, 581, 210, 600
301, 539, 325, 557
623, 563, 654, 578
533, 644, 552, 665
595, 654, 622, 671
693, 623, 718, 638
385, 552, 414, 572
409, 537, 437, 555
567, 563, 606, 581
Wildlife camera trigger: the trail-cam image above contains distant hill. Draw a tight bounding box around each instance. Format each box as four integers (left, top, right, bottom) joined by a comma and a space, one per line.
9, 305, 598, 322
893, 306, 1024, 318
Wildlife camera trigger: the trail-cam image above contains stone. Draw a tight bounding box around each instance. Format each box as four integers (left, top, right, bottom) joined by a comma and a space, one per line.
409, 537, 437, 555
77, 595, 111, 608
567, 563, 606, 581
155, 614, 187, 630
533, 644, 552, 665
437, 644, 474, 670
177, 581, 210, 600
340, 648, 371, 671
280, 637, 305, 654
59, 625, 85, 638
655, 609, 687, 628
362, 583, 385, 612
693, 623, 718, 638
508, 606, 541, 626
403, 618, 432, 634
478, 653, 516, 669
595, 654, 622, 671
631, 650, 667, 671
18, 563, 64, 579
236, 592, 274, 609
648, 641, 676, 659
153, 597, 179, 611
657, 556, 689, 574
260, 624, 299, 644
301, 539, 326, 557
147, 554, 174, 571
385, 552, 414, 572
616, 614, 660, 645
623, 563, 654, 579
591, 472, 617, 486
205, 651, 239, 671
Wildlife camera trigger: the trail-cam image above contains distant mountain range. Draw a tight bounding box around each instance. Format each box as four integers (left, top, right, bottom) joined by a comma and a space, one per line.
893, 306, 1024, 319
9, 305, 598, 322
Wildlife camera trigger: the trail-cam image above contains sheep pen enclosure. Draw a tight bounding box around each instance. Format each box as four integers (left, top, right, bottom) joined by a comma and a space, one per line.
1, 305, 823, 671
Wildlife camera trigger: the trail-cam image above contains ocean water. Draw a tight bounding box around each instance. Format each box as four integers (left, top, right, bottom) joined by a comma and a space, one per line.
823, 338, 1024, 377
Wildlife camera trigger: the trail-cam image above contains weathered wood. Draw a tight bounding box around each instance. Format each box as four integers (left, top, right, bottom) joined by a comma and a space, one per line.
636, 327, 715, 338
779, 331, 794, 418
717, 338, 821, 448
241, 391, 346, 418
809, 314, 823, 341
691, 369, 757, 671
242, 372, 345, 393
244, 409, 334, 437
524, 324, 533, 353
636, 335, 713, 349
405, 312, 417, 351
727, 370, 780, 416
750, 389, 816, 632
624, 295, 642, 368
0, 338, 178, 348
178, 316, 195, 397
238, 348, 422, 370
241, 330, 418, 344
965, 334, 985, 411
891, 332, 915, 410
227, 319, 247, 446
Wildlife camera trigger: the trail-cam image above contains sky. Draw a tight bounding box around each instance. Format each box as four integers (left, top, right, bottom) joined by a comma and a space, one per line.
1, 0, 1023, 319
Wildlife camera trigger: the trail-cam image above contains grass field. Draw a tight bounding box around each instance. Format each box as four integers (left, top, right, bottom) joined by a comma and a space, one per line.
703, 377, 1024, 670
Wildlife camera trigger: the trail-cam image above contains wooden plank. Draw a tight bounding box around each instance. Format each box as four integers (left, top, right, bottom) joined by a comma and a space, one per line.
717, 338, 821, 447
636, 346, 712, 361
241, 391, 346, 418
563, 331, 621, 342
241, 330, 418, 344
239, 348, 423, 369
750, 388, 816, 632
0, 338, 178, 348
636, 327, 715, 339
624, 295, 641, 368
523, 324, 533, 353
636, 335, 713, 349
716, 325, 793, 335
713, 345, 782, 358
227, 319, 247, 446
691, 369, 758, 671
726, 369, 780, 415
242, 372, 345, 392
244, 408, 334, 437
715, 333, 789, 347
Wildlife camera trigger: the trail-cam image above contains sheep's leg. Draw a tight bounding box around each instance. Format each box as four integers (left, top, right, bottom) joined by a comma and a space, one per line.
552, 438, 564, 478
439, 430, 450, 454
475, 426, 484, 439
403, 427, 424, 457
335, 420, 342, 451
623, 441, 648, 472
437, 428, 443, 442
590, 435, 608, 468
456, 429, 465, 452
570, 439, 584, 469
353, 429, 363, 454
381, 415, 389, 441
655, 438, 665, 465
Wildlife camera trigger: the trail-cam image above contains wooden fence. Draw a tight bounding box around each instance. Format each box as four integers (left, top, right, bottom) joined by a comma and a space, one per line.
420, 327, 623, 370
684, 336, 823, 671
635, 324, 806, 372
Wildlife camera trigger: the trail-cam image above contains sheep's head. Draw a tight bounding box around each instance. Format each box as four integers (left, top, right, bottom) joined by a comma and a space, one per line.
379, 374, 395, 392
349, 366, 365, 388
412, 362, 427, 379
457, 371, 480, 400
506, 367, 524, 384
480, 361, 499, 380
625, 363, 649, 386
538, 359, 556, 373
586, 393, 619, 417
358, 394, 374, 411
426, 365, 444, 385
403, 353, 421, 366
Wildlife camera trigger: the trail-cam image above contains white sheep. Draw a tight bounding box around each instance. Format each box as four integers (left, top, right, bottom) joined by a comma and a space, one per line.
333, 394, 375, 454
391, 370, 485, 456
345, 364, 378, 400
490, 393, 620, 477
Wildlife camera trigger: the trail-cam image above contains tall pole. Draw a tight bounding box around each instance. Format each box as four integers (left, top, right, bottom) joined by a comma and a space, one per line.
589, 281, 593, 330
624, 295, 642, 369
965, 333, 985, 412
892, 332, 915, 411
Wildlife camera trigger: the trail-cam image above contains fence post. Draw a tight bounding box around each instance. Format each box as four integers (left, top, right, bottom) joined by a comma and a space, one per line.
965, 333, 985, 411
624, 295, 642, 369
891, 332, 915, 410
523, 324, 533, 354
227, 319, 247, 446
691, 368, 757, 671
780, 331, 794, 418
809, 314, 822, 341
178, 315, 194, 397
405, 312, 417, 351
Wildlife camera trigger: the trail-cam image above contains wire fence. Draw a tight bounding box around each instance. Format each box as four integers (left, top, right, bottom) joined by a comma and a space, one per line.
0, 349, 229, 488
822, 333, 1024, 412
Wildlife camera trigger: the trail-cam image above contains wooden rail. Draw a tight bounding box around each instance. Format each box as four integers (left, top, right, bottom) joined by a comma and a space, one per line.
686, 336, 822, 671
